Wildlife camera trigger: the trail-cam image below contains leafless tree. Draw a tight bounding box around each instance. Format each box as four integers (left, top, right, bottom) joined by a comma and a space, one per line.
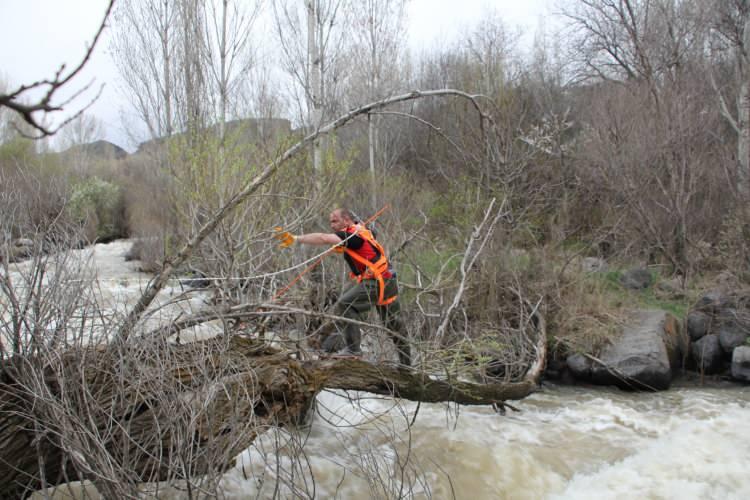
56, 112, 106, 174
111, 0, 180, 140
0, 2, 114, 138
562, 0, 724, 273
202, 0, 264, 141
562, 0, 705, 105
272, 0, 352, 173
175, 0, 211, 135
112, 0, 280, 302
347, 0, 410, 211
461, 8, 521, 96
709, 0, 750, 198
57, 112, 104, 150
0, 77, 16, 143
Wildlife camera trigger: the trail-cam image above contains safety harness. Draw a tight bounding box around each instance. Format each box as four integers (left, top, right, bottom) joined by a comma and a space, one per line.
334, 224, 397, 306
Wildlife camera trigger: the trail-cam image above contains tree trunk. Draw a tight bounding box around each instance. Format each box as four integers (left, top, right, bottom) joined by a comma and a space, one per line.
306, 0, 323, 177
0, 334, 540, 498
738, 76, 750, 198
369, 113, 377, 211
161, 0, 173, 138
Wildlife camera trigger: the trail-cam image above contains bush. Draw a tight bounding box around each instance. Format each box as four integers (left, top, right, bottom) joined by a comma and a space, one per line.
68, 177, 125, 242
717, 205, 750, 283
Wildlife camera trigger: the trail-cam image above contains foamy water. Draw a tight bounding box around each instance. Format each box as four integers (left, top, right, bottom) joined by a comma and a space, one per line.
213, 385, 750, 500
17, 241, 750, 499
2, 240, 222, 344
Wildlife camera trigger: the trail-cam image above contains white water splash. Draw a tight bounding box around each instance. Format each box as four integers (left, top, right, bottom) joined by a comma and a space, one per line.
209, 385, 750, 500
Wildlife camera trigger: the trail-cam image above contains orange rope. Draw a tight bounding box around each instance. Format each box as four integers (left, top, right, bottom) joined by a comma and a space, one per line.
272, 204, 391, 301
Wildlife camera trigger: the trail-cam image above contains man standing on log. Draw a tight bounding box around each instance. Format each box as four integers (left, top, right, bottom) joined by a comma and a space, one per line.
275, 208, 411, 366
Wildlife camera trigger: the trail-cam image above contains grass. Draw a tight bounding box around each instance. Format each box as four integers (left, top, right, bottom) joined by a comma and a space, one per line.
597, 268, 691, 317
550, 263, 697, 357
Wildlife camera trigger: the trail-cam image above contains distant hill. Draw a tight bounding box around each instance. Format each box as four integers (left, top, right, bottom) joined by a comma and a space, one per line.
60, 140, 129, 161
54, 118, 294, 165
134, 117, 293, 155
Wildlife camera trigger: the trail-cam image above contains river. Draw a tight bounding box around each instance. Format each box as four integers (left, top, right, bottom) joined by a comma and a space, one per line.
15, 241, 750, 499
212, 384, 750, 499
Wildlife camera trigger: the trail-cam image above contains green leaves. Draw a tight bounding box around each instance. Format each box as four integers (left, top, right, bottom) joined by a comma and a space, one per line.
68, 177, 123, 242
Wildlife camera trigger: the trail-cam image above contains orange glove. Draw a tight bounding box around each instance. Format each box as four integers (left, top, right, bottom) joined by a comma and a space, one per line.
274, 226, 297, 248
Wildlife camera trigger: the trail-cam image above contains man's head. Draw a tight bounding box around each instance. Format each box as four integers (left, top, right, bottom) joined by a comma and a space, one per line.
329, 208, 355, 231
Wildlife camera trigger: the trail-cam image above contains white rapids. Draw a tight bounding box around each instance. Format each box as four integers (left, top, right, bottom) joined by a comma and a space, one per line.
2, 239, 223, 344
214, 385, 750, 500
17, 241, 750, 500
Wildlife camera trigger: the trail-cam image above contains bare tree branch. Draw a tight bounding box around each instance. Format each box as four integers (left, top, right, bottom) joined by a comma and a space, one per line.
435, 197, 507, 342
0, 1, 115, 138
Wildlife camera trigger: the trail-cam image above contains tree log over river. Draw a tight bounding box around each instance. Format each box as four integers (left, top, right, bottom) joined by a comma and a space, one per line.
0, 332, 544, 499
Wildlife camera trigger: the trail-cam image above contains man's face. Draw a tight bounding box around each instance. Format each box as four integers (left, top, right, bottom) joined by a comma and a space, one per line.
329, 211, 349, 232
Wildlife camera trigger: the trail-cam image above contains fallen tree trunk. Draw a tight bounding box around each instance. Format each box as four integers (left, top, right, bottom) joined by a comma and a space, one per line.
0, 334, 540, 498
309, 358, 537, 403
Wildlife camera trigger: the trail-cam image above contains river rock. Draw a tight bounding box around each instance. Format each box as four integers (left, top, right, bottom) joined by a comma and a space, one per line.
686, 311, 710, 341
691, 334, 724, 374
718, 319, 748, 354
544, 358, 571, 381
731, 346, 750, 382
581, 257, 607, 273
619, 268, 653, 290
321, 332, 345, 353
181, 272, 212, 289
566, 353, 593, 380
2, 238, 35, 263
655, 278, 685, 299
588, 310, 685, 391
695, 290, 728, 313
13, 238, 33, 248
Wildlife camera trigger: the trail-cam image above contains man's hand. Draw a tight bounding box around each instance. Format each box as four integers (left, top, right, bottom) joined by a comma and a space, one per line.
274, 227, 297, 248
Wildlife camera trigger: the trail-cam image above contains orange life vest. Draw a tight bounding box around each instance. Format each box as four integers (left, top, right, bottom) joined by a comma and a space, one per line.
334, 224, 397, 306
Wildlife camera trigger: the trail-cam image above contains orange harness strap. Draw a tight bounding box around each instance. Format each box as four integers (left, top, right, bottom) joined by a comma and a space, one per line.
338, 225, 397, 306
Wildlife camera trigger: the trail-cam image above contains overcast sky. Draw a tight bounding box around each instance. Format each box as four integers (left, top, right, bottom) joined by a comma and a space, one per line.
0, 0, 551, 151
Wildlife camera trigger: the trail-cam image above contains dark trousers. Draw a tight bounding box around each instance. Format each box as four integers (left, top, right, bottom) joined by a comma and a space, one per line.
334, 277, 411, 365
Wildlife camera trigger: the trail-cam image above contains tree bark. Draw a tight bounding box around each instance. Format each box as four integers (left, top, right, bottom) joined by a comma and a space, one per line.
0, 335, 539, 498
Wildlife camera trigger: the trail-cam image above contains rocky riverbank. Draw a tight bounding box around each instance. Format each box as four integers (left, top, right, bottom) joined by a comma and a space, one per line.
548, 285, 750, 391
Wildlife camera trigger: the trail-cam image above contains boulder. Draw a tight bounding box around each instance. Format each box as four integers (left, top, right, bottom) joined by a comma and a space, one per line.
690, 334, 724, 375
581, 257, 607, 273
180, 272, 212, 289
686, 311, 710, 342
685, 288, 750, 375
3, 238, 35, 263
619, 268, 653, 290
544, 358, 571, 381
13, 238, 33, 248
717, 319, 748, 354
655, 278, 685, 299
731, 346, 750, 382
320, 332, 345, 353
588, 310, 685, 390
695, 290, 728, 314
566, 353, 593, 380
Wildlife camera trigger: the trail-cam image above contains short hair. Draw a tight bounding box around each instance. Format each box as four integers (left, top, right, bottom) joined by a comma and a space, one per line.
336, 208, 356, 222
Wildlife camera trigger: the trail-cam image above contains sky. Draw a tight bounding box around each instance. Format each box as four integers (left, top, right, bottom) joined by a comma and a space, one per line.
0, 0, 552, 151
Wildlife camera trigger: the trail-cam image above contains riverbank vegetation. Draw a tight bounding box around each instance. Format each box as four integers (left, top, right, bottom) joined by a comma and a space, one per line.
2, 0, 750, 496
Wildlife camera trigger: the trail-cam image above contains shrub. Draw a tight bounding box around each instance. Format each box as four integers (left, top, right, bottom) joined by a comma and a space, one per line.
717, 205, 750, 283
68, 177, 125, 242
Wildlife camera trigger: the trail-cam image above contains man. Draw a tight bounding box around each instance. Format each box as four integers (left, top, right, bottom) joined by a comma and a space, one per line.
276, 209, 411, 366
